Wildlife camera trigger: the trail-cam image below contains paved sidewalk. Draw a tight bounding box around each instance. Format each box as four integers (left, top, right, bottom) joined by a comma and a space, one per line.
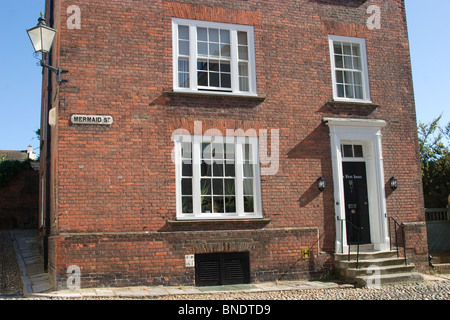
10, 229, 53, 295
32, 280, 355, 299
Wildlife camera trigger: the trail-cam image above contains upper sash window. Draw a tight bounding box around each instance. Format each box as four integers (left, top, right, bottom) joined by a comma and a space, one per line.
329, 35, 371, 103
172, 18, 257, 96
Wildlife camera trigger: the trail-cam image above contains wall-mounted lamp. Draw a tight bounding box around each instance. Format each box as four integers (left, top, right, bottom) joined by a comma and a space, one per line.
27, 14, 67, 84
390, 176, 398, 190
317, 177, 325, 192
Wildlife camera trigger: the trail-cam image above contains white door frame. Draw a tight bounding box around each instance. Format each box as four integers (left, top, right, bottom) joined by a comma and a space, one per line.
324, 117, 390, 253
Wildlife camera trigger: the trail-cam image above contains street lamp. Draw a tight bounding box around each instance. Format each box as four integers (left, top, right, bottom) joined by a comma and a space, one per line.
317, 176, 325, 192
390, 176, 398, 190
27, 14, 67, 84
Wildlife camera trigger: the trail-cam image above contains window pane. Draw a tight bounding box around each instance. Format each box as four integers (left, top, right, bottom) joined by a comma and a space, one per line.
353, 72, 362, 85
181, 141, 192, 159
210, 72, 219, 87
354, 85, 363, 99
334, 54, 343, 68
213, 179, 224, 195
238, 46, 248, 60
243, 144, 252, 161
342, 145, 353, 157
243, 163, 253, 177
202, 143, 211, 159
220, 29, 230, 43
335, 70, 344, 84
238, 31, 248, 45
353, 57, 362, 70
244, 196, 254, 213
334, 41, 342, 54
345, 85, 354, 98
178, 59, 189, 73
182, 178, 192, 196
239, 77, 249, 92
201, 162, 212, 176
178, 72, 190, 88
353, 145, 364, 157
225, 196, 236, 213
343, 43, 352, 55
209, 43, 220, 56
213, 197, 224, 213
337, 84, 345, 97
225, 143, 235, 159
224, 179, 235, 195
220, 61, 231, 73
212, 162, 223, 177
212, 142, 224, 159
209, 60, 220, 71
178, 25, 189, 40
221, 44, 230, 57
198, 60, 208, 70
344, 71, 353, 84
225, 162, 235, 177
352, 44, 360, 56
239, 63, 248, 76
182, 162, 192, 177
243, 179, 253, 196
198, 72, 208, 86
201, 196, 212, 213
197, 27, 207, 41
182, 196, 193, 214
179, 39, 189, 56
201, 179, 211, 195
222, 74, 232, 88
198, 42, 208, 56
209, 28, 219, 42
344, 56, 353, 69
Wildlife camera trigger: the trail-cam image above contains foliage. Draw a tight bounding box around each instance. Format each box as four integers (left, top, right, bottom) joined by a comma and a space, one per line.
418, 114, 450, 208
0, 159, 32, 187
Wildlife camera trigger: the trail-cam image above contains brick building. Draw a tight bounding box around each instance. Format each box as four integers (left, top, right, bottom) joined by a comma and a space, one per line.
38, 0, 428, 289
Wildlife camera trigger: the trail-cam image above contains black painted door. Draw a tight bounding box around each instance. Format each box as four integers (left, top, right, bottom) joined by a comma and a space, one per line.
343, 162, 371, 244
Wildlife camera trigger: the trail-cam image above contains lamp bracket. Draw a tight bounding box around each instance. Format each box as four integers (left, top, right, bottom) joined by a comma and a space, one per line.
40, 60, 68, 84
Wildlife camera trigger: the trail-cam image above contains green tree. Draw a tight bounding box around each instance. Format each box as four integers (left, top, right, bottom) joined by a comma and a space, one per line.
418, 114, 450, 208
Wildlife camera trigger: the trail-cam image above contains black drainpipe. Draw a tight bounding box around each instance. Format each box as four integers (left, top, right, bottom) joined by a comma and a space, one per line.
43, 0, 54, 272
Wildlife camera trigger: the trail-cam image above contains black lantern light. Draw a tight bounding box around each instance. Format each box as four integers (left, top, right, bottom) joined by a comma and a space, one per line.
390, 176, 398, 190
27, 14, 67, 84
317, 176, 325, 192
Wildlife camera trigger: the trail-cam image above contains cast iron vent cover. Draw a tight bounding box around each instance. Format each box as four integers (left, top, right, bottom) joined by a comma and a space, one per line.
195, 252, 250, 286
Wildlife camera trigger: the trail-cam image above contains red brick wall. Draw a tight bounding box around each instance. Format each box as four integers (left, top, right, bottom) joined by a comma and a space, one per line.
44, 0, 427, 288
0, 167, 39, 229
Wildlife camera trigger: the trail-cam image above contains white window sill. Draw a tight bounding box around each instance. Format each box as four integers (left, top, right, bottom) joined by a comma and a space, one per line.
165, 90, 266, 102
326, 99, 379, 108
167, 217, 271, 225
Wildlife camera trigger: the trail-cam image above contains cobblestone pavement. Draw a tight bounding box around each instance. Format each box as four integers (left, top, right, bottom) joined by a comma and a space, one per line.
155, 279, 450, 300
20, 275, 450, 300
0, 230, 23, 297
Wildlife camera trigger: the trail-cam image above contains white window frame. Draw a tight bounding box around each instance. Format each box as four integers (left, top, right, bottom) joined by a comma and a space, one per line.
174, 135, 263, 220
328, 35, 371, 103
172, 18, 257, 96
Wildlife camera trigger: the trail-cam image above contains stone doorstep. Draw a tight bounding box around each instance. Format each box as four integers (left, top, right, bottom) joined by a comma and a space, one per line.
355, 272, 424, 287
335, 249, 424, 287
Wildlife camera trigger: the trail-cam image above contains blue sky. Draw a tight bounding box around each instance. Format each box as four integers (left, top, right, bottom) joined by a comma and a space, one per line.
0, 1, 449, 155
